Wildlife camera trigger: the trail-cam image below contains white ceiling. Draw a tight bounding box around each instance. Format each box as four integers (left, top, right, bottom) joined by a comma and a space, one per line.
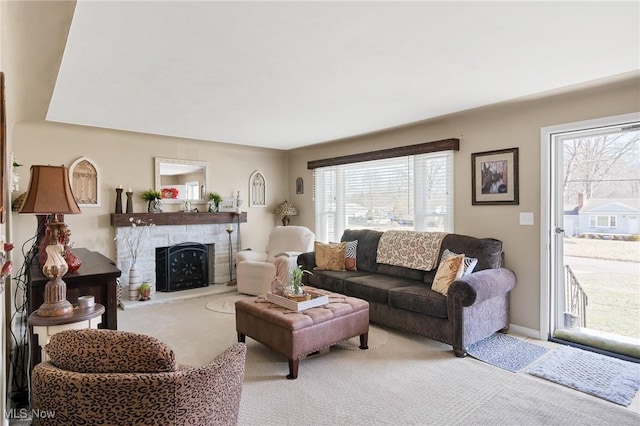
47, 1, 640, 150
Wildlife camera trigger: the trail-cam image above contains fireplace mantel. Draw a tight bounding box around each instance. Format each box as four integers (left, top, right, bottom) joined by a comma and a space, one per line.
110, 212, 247, 227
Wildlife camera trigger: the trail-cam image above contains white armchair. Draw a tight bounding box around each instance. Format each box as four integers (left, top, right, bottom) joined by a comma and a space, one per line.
236, 226, 315, 295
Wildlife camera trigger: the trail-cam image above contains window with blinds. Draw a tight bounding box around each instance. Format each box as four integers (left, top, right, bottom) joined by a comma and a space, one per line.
313, 151, 454, 242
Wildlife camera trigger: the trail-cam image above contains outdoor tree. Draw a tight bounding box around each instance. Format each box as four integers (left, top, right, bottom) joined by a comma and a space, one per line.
563, 130, 639, 205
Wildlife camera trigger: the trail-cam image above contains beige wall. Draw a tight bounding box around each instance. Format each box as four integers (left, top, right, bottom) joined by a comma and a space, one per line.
11, 121, 289, 262
288, 75, 640, 333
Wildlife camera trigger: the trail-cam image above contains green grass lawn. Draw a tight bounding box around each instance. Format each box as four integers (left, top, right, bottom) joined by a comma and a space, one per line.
564, 238, 639, 339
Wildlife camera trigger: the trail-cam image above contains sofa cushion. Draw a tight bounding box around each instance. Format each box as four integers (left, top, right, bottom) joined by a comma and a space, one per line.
388, 285, 448, 319
432, 254, 465, 296
344, 274, 416, 304
314, 241, 346, 271
441, 249, 478, 276
342, 229, 383, 272
45, 329, 177, 374
305, 270, 371, 294
344, 240, 358, 271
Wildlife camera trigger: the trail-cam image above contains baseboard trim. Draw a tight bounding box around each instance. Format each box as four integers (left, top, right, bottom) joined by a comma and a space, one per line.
508, 324, 543, 340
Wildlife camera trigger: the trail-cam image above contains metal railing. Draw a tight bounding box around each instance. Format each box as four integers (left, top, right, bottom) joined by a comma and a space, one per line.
564, 265, 588, 328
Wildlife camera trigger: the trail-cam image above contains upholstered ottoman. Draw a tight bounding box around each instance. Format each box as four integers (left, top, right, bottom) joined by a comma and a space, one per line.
235, 287, 369, 379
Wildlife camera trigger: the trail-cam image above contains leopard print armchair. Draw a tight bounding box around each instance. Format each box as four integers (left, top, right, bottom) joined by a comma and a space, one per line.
31, 329, 246, 426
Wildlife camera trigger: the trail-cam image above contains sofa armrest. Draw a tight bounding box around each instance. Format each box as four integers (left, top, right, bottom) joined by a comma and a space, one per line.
275, 251, 302, 258
297, 251, 316, 271
448, 268, 516, 307
236, 250, 267, 263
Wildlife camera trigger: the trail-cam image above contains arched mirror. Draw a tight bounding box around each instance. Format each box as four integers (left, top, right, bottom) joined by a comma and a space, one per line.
155, 157, 208, 204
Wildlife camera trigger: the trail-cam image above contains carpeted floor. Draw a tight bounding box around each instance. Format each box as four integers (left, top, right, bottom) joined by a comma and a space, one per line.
118, 292, 640, 425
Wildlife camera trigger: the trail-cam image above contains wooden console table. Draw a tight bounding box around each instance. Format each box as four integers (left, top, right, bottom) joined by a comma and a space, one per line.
28, 248, 121, 366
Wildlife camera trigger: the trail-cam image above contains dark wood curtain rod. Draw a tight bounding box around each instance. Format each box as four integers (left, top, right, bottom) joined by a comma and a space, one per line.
307, 138, 460, 170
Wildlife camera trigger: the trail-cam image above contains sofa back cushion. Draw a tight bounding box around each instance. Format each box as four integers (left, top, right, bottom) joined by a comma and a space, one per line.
342, 229, 425, 280
440, 234, 503, 270
341, 229, 383, 272
45, 329, 177, 374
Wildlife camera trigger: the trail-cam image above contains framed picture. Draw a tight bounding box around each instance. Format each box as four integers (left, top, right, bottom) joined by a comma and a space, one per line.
296, 177, 304, 195
471, 148, 519, 205
218, 197, 237, 212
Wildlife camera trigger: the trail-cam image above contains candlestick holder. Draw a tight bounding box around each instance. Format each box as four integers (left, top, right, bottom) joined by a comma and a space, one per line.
115, 188, 123, 214
125, 191, 133, 214
226, 226, 236, 286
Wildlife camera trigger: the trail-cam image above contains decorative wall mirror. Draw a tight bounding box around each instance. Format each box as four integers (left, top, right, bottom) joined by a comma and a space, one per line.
155, 157, 208, 204
70, 156, 100, 207
249, 170, 266, 208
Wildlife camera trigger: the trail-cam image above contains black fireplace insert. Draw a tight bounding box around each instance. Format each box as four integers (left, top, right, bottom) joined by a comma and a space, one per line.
156, 242, 208, 292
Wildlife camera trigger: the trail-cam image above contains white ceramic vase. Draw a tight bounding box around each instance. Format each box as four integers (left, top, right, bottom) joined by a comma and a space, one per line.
129, 264, 142, 300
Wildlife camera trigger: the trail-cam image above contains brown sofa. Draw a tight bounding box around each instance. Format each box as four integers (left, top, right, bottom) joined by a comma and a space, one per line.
297, 229, 517, 356
31, 329, 246, 426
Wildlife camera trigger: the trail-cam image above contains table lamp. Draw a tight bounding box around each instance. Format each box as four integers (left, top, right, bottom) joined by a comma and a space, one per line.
19, 165, 81, 317
274, 200, 298, 226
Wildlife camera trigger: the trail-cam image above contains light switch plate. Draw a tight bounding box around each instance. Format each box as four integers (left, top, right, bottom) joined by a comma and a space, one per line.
520, 212, 534, 226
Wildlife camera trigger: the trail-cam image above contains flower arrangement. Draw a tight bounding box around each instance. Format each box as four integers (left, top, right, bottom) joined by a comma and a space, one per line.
0, 242, 14, 294
115, 217, 155, 265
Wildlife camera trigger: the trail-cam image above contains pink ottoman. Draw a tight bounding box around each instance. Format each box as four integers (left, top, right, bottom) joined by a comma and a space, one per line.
235, 288, 369, 379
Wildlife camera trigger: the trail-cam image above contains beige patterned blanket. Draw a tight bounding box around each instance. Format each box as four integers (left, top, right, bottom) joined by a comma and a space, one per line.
376, 230, 448, 271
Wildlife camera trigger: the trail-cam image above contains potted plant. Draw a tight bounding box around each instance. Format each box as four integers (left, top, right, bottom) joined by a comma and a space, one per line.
207, 192, 223, 212
138, 282, 152, 301
141, 189, 163, 213
286, 265, 312, 297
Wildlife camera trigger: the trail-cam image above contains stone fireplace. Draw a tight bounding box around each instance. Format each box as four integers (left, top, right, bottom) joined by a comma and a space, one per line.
112, 212, 246, 294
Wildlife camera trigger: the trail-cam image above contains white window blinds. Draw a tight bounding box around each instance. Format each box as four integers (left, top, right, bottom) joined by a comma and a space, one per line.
313, 151, 454, 242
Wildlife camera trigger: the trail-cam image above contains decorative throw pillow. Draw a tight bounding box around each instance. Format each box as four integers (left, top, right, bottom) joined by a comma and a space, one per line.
314, 241, 346, 271
333, 240, 360, 271
431, 254, 465, 296
344, 240, 358, 271
440, 249, 478, 276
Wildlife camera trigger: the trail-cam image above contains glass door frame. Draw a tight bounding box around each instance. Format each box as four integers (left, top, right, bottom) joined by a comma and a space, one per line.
539, 112, 640, 341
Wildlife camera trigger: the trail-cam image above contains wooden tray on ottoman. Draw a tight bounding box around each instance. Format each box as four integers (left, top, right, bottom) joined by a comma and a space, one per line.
265, 289, 329, 311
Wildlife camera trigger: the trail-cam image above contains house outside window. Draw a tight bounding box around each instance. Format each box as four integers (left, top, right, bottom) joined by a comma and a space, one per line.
313, 151, 454, 242
589, 215, 616, 228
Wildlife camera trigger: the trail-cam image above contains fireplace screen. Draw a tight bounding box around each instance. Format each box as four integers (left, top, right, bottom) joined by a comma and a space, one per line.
156, 242, 208, 292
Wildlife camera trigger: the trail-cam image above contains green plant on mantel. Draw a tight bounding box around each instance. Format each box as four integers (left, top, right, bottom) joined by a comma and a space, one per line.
207, 192, 223, 204
141, 189, 161, 201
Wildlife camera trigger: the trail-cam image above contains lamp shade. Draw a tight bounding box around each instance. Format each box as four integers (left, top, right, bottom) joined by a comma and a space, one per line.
19, 165, 81, 215
274, 200, 298, 216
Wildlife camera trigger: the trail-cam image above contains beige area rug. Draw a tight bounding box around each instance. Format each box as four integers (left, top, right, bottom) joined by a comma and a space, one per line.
118, 296, 640, 426
205, 292, 253, 314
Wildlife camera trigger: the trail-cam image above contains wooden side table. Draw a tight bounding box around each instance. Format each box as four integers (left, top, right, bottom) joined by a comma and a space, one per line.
27, 248, 120, 366
28, 304, 105, 363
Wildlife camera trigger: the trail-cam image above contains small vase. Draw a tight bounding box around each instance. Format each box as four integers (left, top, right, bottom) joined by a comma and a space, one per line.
139, 285, 151, 301
64, 248, 82, 273
129, 264, 142, 300
284, 283, 308, 300
148, 198, 163, 213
